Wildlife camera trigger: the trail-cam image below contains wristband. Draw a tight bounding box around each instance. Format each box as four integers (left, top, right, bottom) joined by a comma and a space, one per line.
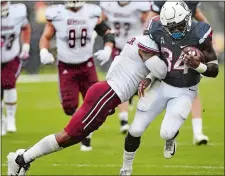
146, 73, 156, 82
195, 63, 207, 73
22, 43, 30, 52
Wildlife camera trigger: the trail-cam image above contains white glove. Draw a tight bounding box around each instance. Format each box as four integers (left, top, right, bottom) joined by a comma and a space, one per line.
40, 48, 54, 64
94, 46, 112, 66
19, 44, 30, 61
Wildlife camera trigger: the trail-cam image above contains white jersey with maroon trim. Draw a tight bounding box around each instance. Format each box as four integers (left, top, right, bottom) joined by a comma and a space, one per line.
100, 2, 151, 50
106, 35, 159, 102
46, 4, 101, 64
1, 4, 28, 63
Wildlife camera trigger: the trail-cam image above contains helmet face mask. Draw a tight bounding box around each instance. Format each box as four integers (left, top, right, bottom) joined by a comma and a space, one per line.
1, 1, 10, 17
160, 1, 192, 40
65, 1, 85, 9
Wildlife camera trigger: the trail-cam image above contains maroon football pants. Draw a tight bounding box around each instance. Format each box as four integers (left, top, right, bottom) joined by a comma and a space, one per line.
58, 58, 98, 116
64, 81, 121, 143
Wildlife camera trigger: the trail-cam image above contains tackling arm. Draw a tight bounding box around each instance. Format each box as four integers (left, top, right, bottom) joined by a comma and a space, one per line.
139, 49, 167, 80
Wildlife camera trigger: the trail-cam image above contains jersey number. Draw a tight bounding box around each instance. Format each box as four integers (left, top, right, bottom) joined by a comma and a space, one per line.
1, 34, 15, 50
68, 28, 87, 48
161, 47, 187, 73
114, 22, 130, 37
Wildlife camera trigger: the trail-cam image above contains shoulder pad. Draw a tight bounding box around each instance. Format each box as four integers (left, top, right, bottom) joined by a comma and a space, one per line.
11, 3, 27, 18
196, 22, 213, 44
146, 16, 161, 34
86, 4, 102, 18
45, 5, 63, 21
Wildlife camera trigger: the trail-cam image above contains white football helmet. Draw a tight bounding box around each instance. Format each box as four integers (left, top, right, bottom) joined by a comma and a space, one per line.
1, 1, 10, 17
160, 0, 192, 40
65, 0, 85, 9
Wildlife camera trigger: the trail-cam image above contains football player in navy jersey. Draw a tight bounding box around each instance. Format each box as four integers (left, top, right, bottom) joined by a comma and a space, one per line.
120, 1, 218, 175
146, 0, 210, 145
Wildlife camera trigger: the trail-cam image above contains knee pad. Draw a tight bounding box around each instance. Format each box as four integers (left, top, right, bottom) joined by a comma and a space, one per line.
160, 128, 179, 141
129, 124, 145, 138
125, 133, 141, 152
62, 103, 78, 116
4, 88, 17, 103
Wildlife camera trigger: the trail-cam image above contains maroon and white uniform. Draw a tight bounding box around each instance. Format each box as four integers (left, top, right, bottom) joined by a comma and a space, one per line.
45, 4, 102, 115
1, 3, 28, 89
64, 35, 161, 141
100, 2, 151, 59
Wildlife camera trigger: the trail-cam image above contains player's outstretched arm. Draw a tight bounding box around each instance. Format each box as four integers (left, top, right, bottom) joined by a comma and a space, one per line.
94, 14, 115, 66
39, 21, 55, 64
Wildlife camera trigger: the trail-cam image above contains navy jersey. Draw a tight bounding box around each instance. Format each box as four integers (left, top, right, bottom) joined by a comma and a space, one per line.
147, 17, 212, 87
151, 1, 200, 16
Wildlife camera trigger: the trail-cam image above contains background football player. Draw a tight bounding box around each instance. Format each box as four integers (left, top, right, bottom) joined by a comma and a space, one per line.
1, 1, 31, 136
100, 1, 151, 133
120, 1, 218, 175
146, 0, 209, 145
39, 0, 115, 151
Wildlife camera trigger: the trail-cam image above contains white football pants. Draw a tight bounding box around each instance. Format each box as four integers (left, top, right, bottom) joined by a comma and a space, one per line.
129, 80, 198, 140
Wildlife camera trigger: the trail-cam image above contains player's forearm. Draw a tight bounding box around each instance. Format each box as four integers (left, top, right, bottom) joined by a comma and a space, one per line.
201, 62, 219, 78
21, 23, 31, 44
39, 35, 51, 49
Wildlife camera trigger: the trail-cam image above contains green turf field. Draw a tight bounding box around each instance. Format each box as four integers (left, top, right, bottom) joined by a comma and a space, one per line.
1, 67, 224, 175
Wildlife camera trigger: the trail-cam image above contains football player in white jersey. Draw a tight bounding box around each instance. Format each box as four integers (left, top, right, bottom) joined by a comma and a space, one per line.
39, 1, 115, 151
100, 1, 151, 134
1, 1, 31, 136
7, 35, 168, 175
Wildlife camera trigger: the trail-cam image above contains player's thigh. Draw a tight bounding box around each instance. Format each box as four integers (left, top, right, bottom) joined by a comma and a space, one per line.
160, 95, 193, 140
1, 57, 21, 90
58, 62, 79, 107
129, 80, 167, 137
79, 58, 98, 99
65, 81, 121, 142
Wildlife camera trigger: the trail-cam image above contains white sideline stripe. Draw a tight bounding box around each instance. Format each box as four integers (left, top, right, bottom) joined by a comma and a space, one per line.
18, 74, 58, 83
2, 163, 223, 170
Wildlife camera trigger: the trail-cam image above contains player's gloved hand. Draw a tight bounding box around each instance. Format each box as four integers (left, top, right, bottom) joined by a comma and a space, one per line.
138, 78, 152, 98
40, 48, 54, 64
94, 46, 112, 66
19, 43, 30, 61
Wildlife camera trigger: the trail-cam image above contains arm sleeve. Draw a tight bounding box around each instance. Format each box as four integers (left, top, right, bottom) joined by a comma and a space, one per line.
198, 23, 213, 44
90, 4, 102, 18
138, 36, 159, 55
45, 5, 61, 21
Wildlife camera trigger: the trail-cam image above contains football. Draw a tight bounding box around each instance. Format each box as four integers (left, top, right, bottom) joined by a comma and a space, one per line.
183, 46, 205, 63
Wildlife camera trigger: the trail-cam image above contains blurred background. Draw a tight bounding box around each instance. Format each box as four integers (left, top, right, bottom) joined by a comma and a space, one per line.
14, 1, 224, 74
